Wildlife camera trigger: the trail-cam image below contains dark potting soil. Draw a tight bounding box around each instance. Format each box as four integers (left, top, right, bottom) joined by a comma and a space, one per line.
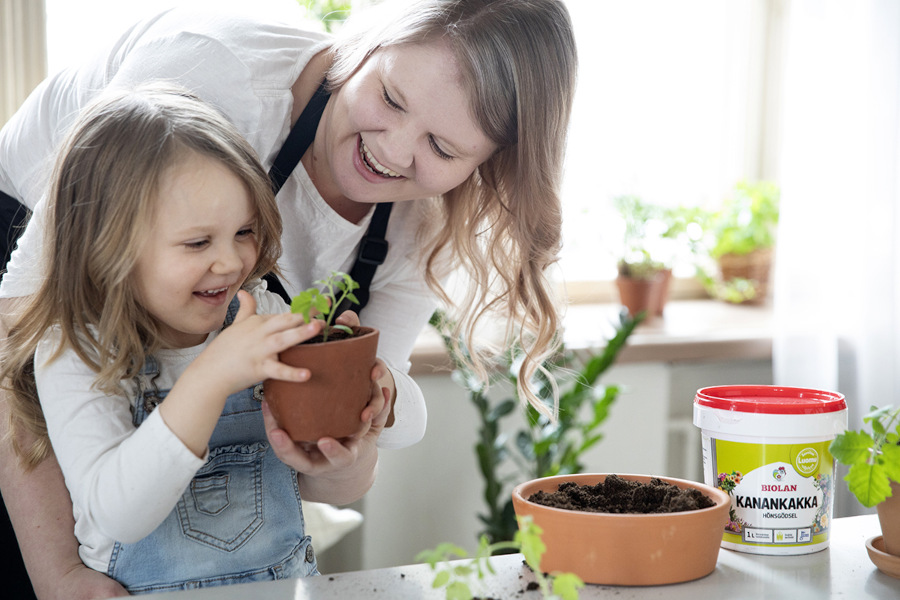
527, 474, 715, 514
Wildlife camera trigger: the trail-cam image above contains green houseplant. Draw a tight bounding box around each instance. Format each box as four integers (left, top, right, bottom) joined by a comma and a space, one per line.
263, 271, 379, 442
698, 180, 780, 304
430, 309, 641, 546
829, 405, 900, 557
417, 515, 583, 600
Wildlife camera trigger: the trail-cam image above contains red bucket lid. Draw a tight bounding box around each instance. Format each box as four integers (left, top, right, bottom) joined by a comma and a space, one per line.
695, 385, 846, 415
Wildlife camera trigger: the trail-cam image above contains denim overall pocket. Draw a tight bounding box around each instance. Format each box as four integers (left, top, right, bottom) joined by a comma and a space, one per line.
176, 442, 267, 552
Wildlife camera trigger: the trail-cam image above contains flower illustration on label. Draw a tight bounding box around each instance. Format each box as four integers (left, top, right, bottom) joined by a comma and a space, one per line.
772, 466, 786, 480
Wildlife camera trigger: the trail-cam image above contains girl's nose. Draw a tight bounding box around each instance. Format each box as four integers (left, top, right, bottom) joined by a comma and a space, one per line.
211, 244, 243, 274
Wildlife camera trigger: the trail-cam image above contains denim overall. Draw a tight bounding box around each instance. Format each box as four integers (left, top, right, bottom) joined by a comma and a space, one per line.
107, 299, 318, 594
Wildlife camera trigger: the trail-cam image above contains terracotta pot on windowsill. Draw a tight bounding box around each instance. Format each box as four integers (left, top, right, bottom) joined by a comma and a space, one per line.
263, 326, 379, 443
615, 269, 671, 318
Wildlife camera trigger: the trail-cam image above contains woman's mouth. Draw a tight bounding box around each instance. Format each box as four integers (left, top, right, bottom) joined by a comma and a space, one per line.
359, 138, 402, 179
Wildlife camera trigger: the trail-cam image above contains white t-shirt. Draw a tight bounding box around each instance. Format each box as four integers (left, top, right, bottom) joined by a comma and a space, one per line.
0, 2, 433, 446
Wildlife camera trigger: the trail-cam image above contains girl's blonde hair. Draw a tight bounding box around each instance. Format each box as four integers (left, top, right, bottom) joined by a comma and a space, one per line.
329, 0, 577, 417
2, 83, 282, 468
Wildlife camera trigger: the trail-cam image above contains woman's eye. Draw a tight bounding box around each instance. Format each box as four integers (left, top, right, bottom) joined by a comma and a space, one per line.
429, 136, 454, 160
382, 86, 402, 110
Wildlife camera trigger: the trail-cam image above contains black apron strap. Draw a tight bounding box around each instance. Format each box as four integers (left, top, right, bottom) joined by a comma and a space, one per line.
265, 80, 393, 313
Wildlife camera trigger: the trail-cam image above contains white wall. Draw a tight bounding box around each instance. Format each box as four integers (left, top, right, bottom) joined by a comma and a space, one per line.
317, 356, 773, 573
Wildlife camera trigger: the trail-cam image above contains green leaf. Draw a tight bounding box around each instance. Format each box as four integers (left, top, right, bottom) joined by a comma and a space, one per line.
432, 570, 450, 588
845, 462, 893, 507
552, 573, 585, 600
830, 430, 876, 466
882, 443, 900, 483
445, 581, 473, 600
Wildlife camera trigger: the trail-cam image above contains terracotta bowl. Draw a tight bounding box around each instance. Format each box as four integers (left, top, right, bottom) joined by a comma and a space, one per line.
511, 473, 730, 586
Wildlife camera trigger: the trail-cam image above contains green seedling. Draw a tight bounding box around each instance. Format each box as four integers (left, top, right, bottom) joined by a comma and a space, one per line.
289, 271, 359, 342
416, 516, 583, 600
830, 404, 900, 507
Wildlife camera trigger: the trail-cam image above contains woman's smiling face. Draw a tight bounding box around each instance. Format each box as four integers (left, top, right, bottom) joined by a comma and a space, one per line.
312, 41, 498, 209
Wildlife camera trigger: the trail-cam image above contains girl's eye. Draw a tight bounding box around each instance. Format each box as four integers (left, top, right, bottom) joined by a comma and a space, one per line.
382, 86, 402, 110
185, 240, 209, 249
429, 136, 454, 161
236, 227, 255, 238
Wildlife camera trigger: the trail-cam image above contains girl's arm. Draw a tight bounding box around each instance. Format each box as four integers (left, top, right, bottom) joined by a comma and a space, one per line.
0, 298, 127, 600
37, 292, 320, 543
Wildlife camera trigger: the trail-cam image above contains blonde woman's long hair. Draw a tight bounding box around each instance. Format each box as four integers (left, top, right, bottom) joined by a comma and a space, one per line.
329, 0, 577, 417
1, 84, 282, 468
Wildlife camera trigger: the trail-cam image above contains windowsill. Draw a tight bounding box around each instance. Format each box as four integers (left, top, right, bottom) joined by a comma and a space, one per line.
409, 299, 773, 375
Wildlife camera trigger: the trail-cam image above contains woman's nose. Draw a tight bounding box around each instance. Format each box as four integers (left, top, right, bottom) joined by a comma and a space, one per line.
379, 126, 415, 170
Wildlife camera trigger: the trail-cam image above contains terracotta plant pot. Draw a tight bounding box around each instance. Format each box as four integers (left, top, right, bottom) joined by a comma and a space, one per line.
263, 326, 378, 443
511, 473, 730, 586
615, 269, 670, 318
877, 481, 900, 556
717, 248, 773, 303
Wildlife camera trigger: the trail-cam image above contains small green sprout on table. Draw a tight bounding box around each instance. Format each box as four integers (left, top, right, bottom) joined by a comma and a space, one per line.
830, 404, 900, 507
416, 516, 583, 600
289, 271, 359, 342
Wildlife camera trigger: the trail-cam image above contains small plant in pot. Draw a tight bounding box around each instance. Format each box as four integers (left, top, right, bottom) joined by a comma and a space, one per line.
263, 271, 379, 443
829, 404, 900, 571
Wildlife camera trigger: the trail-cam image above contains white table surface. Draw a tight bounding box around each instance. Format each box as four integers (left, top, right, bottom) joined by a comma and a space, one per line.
121, 515, 899, 600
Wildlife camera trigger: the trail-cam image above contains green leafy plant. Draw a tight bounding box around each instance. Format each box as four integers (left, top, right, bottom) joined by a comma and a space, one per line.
431, 309, 641, 545
298, 0, 353, 33
290, 271, 359, 342
704, 180, 780, 259
416, 515, 584, 600
613, 195, 702, 280
829, 405, 900, 507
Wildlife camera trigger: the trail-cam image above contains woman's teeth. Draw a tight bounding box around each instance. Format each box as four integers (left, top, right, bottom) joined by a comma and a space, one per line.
360, 139, 401, 178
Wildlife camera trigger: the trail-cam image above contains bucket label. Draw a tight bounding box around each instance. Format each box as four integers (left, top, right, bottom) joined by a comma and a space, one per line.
706, 437, 834, 552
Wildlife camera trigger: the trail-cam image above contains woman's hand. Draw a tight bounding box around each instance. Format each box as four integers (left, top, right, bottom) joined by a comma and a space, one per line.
262, 361, 391, 505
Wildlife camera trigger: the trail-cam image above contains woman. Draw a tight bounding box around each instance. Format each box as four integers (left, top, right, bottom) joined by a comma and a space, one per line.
0, 0, 577, 597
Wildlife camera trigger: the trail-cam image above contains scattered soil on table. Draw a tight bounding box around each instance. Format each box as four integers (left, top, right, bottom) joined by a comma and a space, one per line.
527, 474, 715, 514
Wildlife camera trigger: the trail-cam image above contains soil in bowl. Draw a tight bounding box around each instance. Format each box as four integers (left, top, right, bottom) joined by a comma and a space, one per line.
527, 474, 716, 514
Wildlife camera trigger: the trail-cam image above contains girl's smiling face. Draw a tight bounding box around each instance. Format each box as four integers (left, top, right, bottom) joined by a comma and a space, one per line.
133, 151, 259, 348
309, 41, 498, 214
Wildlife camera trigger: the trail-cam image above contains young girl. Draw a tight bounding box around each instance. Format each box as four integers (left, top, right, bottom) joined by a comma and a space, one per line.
0, 84, 391, 593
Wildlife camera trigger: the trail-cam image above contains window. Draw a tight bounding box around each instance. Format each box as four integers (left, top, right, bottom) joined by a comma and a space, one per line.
560, 0, 780, 290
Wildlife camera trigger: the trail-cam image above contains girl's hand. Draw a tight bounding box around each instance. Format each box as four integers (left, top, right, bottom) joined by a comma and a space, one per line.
195, 290, 323, 397
162, 290, 322, 458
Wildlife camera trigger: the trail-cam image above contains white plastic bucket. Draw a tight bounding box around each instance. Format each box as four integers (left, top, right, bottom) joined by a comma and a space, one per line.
693, 385, 847, 555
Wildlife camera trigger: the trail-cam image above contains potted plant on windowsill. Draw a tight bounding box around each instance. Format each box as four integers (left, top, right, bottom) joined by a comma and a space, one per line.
612, 196, 702, 318
698, 180, 780, 304
263, 271, 379, 443
612, 195, 673, 319
829, 404, 900, 576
